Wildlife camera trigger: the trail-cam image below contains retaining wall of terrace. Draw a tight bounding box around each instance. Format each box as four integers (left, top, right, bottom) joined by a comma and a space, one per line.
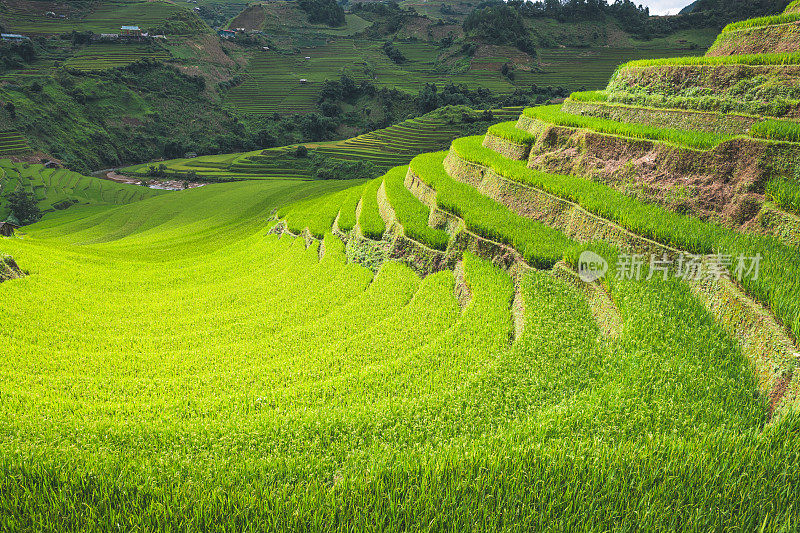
708, 22, 800, 57
515, 116, 800, 226
482, 133, 531, 160
606, 64, 800, 118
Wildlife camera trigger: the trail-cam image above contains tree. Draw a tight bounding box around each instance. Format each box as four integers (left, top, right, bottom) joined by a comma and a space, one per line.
463, 4, 536, 56
6, 190, 41, 224
297, 0, 345, 27
382, 41, 407, 64
257, 130, 278, 148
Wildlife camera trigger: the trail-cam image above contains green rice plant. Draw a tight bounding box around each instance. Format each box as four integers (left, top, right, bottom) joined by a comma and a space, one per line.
278, 182, 363, 238
486, 122, 536, 145
0, 176, 795, 530
720, 13, 800, 33
765, 177, 800, 214
410, 152, 574, 268
382, 166, 449, 250
616, 51, 800, 70
750, 118, 800, 143
567, 90, 609, 103
522, 105, 734, 149
451, 135, 800, 340
359, 176, 385, 239
336, 183, 366, 232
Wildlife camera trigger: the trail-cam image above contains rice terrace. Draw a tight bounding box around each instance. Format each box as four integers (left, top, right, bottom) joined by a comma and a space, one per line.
2, 0, 800, 530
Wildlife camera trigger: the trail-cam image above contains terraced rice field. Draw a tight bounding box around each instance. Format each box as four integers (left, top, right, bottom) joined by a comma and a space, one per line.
517, 46, 706, 91
3, 6, 800, 530
122, 108, 523, 180
0, 132, 30, 155
225, 52, 320, 115
0, 0, 189, 35
225, 42, 521, 115
0, 159, 163, 219
64, 44, 172, 71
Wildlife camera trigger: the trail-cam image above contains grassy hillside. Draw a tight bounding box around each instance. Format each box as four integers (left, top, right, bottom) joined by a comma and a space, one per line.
3, 3, 800, 528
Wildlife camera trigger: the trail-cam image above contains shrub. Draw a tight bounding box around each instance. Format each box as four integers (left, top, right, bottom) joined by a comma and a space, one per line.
6, 189, 40, 224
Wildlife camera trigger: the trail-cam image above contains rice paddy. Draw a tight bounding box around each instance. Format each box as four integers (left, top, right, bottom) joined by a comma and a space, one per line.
0, 0, 191, 35
0, 159, 163, 220
3, 2, 800, 530
522, 105, 734, 149
0, 132, 30, 156
64, 44, 172, 71
120, 108, 521, 181
3, 164, 795, 529
615, 50, 800, 70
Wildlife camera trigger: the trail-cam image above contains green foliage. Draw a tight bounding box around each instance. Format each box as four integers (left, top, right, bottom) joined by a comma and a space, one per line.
616, 51, 800, 70
523, 105, 734, 149
719, 12, 800, 33
487, 121, 535, 144
278, 182, 362, 238
358, 176, 385, 239
336, 183, 366, 232
0, 62, 240, 172
382, 41, 406, 64
678, 0, 792, 27
765, 176, 800, 214
463, 4, 536, 56
568, 90, 609, 103
0, 40, 35, 72
0, 159, 163, 221
5, 189, 40, 225
451, 134, 800, 341
297, 0, 345, 27
750, 118, 800, 143
410, 151, 573, 268
147, 10, 209, 35
382, 166, 449, 250
310, 154, 381, 181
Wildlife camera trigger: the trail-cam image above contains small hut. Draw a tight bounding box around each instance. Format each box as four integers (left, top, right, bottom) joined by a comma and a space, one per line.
0, 215, 20, 237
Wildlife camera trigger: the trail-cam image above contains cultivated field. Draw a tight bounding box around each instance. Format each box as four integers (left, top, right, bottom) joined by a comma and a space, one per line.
64, 44, 172, 71
2, 4, 800, 531
121, 106, 522, 180
0, 0, 190, 35
224, 38, 712, 115
0, 132, 30, 156
0, 159, 163, 219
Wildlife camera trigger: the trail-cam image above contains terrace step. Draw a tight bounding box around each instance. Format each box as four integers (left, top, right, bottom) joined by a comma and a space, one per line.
561, 98, 759, 135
